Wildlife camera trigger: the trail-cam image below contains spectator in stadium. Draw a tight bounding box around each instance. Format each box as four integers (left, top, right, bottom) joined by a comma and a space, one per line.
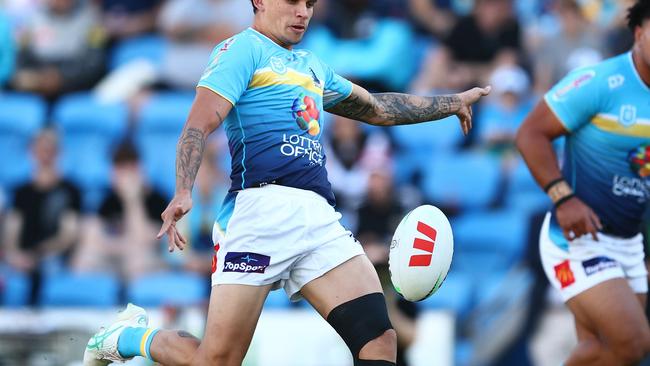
532, 0, 605, 94
11, 0, 106, 99
516, 1, 650, 364
476, 64, 533, 153
100, 0, 160, 41
411, 0, 521, 93
157, 0, 252, 90
0, 10, 15, 88
1, 129, 81, 306
407, 0, 457, 38
72, 143, 167, 280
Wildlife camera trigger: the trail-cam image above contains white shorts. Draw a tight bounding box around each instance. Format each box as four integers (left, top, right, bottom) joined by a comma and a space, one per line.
210, 184, 365, 301
539, 212, 647, 302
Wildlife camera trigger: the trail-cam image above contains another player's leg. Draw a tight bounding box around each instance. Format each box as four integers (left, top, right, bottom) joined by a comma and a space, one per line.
84, 283, 271, 366
300, 255, 397, 365
564, 279, 650, 366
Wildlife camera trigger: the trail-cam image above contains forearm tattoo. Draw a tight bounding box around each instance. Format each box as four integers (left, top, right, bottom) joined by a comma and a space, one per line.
176, 127, 206, 192
329, 92, 461, 126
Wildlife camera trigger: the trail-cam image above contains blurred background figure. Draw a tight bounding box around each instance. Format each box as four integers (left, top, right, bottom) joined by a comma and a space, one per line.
0, 9, 15, 89
72, 143, 166, 280
412, 0, 521, 93
10, 0, 107, 99
99, 0, 160, 41
531, 0, 604, 94
1, 129, 81, 306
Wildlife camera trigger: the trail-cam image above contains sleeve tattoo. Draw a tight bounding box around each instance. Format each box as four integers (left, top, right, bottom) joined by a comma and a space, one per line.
176, 127, 207, 192
327, 92, 461, 126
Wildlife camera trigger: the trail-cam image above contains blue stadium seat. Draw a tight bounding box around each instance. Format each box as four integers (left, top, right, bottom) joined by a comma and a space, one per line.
1, 267, 31, 307
136, 92, 194, 197
451, 209, 529, 276
505, 158, 550, 214
109, 35, 168, 71
126, 271, 207, 307
39, 272, 119, 307
53, 93, 128, 211
0, 93, 46, 190
417, 271, 473, 317
264, 289, 292, 309
422, 152, 502, 209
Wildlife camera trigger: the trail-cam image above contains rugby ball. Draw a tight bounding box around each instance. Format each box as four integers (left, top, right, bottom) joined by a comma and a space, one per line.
389, 205, 454, 301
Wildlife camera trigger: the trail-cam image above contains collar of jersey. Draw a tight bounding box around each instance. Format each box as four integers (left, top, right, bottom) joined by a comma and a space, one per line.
627, 51, 650, 93
248, 27, 294, 55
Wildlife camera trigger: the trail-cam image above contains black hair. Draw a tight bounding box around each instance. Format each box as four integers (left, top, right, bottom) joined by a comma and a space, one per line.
113, 142, 139, 165
628, 0, 650, 31
251, 0, 257, 13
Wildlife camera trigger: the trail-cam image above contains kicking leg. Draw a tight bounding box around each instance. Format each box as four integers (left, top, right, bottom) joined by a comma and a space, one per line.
300, 255, 397, 365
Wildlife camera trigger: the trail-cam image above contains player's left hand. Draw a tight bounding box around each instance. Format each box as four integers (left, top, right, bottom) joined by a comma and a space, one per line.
157, 192, 193, 252
455, 86, 491, 135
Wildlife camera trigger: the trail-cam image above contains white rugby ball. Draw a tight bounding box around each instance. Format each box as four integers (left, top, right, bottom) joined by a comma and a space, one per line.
389, 205, 454, 302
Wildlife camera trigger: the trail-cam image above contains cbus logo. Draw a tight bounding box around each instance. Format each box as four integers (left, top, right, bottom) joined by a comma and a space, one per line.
408, 221, 437, 267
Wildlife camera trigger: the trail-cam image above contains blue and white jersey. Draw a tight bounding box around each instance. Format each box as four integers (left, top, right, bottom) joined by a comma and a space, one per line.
198, 28, 353, 210
545, 52, 650, 245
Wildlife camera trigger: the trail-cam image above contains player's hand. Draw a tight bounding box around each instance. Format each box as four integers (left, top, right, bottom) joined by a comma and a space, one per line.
157, 192, 193, 252
555, 197, 603, 241
455, 86, 491, 135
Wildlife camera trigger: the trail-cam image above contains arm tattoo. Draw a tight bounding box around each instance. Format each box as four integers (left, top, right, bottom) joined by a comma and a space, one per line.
328, 92, 461, 126
176, 127, 207, 192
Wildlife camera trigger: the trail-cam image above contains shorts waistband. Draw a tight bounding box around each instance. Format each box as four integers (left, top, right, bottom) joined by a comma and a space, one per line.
242, 184, 328, 203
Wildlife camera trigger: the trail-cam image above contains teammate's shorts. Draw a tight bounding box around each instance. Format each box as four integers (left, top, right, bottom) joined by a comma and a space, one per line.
210, 184, 365, 301
540, 212, 647, 302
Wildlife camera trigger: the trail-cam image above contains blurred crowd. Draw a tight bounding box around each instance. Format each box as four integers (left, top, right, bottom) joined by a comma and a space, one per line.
0, 0, 644, 365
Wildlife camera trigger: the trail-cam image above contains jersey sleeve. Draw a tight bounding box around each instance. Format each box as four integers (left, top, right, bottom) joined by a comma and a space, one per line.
319, 60, 353, 109
197, 35, 258, 105
543, 67, 602, 131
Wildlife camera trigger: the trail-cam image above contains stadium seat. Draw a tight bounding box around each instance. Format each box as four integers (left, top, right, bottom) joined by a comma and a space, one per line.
126, 271, 207, 307
136, 92, 194, 197
39, 272, 119, 307
109, 35, 168, 71
418, 271, 473, 318
451, 209, 529, 276
421, 152, 502, 209
505, 158, 550, 214
0, 266, 31, 307
0, 93, 46, 190
52, 93, 128, 211
264, 289, 292, 309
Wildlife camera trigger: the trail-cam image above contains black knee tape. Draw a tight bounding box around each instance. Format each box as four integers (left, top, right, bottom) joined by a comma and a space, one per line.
355, 360, 396, 366
326, 292, 394, 358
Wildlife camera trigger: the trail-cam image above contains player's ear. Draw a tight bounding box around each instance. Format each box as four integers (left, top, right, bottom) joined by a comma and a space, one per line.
635, 25, 644, 44
253, 0, 265, 12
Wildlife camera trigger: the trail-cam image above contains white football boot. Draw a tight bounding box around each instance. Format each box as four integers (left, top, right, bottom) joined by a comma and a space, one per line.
83, 303, 149, 365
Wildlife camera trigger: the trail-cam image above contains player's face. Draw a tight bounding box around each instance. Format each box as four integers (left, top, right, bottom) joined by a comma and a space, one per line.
258, 0, 316, 47
636, 20, 650, 70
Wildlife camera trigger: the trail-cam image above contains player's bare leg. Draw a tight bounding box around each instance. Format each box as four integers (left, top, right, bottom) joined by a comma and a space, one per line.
564, 279, 650, 366
300, 255, 397, 363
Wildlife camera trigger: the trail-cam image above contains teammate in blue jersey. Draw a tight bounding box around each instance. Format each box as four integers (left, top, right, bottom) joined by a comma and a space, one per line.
83, 1, 489, 365
516, 1, 650, 365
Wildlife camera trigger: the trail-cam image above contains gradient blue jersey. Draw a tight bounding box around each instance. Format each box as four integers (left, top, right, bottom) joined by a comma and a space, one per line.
198, 28, 353, 206
545, 52, 650, 243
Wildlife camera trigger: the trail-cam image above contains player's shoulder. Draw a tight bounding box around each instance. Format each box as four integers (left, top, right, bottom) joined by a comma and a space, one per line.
573, 53, 632, 87
212, 28, 263, 56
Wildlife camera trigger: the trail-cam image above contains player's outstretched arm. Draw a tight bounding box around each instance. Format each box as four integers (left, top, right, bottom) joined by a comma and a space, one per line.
326, 83, 490, 134
157, 87, 232, 251
516, 100, 602, 240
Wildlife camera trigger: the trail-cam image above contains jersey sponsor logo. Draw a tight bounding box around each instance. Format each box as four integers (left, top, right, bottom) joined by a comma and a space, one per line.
628, 144, 650, 178
552, 70, 596, 101
291, 93, 320, 136
612, 175, 650, 203
582, 256, 617, 276
201, 37, 237, 80
408, 221, 437, 267
608, 74, 625, 89
619, 105, 637, 127
223, 252, 271, 273
280, 133, 324, 165
309, 67, 323, 89
554, 260, 575, 288
270, 56, 287, 74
